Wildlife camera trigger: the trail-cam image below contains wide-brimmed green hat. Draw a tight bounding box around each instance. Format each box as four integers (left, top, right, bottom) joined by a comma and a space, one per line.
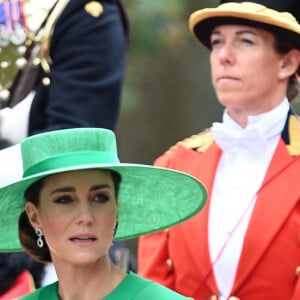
189, 1, 300, 50
0, 128, 207, 252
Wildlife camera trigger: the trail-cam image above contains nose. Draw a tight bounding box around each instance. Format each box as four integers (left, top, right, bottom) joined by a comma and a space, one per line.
75, 201, 94, 225
217, 42, 234, 65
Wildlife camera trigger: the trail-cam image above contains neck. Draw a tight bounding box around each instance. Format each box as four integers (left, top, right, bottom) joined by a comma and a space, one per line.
54, 257, 126, 300
227, 97, 287, 128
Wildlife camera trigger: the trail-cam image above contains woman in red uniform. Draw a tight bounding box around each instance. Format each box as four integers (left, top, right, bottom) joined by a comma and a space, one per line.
138, 1, 300, 299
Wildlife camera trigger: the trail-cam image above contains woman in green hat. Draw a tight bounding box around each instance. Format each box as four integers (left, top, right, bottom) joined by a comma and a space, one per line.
0, 127, 207, 300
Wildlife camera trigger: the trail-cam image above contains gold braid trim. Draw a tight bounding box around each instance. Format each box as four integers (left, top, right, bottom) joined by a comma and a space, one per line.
165, 115, 300, 156
165, 129, 214, 155
287, 115, 300, 156
40, 0, 71, 73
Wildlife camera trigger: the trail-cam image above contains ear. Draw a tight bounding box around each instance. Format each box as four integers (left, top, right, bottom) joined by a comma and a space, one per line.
25, 202, 41, 229
278, 49, 300, 79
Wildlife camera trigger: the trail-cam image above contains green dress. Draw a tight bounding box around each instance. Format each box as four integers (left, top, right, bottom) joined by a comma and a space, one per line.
17, 272, 193, 299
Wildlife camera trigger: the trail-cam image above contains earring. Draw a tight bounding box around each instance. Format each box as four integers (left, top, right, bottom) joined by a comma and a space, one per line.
35, 228, 44, 248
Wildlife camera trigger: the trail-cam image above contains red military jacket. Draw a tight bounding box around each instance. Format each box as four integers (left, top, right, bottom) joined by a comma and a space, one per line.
138, 113, 300, 300
0, 271, 35, 299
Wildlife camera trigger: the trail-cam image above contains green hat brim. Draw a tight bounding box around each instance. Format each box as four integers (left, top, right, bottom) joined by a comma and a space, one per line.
0, 163, 207, 252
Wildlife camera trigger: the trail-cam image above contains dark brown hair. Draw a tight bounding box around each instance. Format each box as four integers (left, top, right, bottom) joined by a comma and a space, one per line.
18, 170, 121, 263
273, 36, 300, 102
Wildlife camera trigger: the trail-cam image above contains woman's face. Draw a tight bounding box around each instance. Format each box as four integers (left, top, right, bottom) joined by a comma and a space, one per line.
210, 24, 289, 116
26, 169, 118, 266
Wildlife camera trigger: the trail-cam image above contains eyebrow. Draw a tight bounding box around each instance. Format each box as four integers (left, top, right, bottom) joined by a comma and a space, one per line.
50, 184, 111, 194
211, 29, 258, 36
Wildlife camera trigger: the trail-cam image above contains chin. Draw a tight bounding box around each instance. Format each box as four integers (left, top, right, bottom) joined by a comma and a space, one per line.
66, 249, 106, 264
69, 254, 102, 265
218, 97, 237, 108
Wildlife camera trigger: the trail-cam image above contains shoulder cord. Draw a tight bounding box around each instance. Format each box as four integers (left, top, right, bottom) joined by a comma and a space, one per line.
193, 153, 300, 298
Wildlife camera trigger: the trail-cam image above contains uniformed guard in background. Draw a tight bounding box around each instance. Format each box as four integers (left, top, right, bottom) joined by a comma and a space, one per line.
0, 0, 128, 145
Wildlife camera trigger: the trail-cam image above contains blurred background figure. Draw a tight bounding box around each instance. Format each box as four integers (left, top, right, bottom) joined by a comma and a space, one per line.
0, 0, 128, 144
0, 252, 44, 299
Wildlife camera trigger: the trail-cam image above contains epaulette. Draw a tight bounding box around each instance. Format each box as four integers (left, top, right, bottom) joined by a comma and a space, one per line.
179, 128, 214, 152
165, 128, 214, 155
287, 114, 300, 156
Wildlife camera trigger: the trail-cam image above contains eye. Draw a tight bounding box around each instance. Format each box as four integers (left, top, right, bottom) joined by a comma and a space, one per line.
53, 195, 73, 204
93, 192, 110, 203
210, 37, 222, 48
240, 38, 254, 45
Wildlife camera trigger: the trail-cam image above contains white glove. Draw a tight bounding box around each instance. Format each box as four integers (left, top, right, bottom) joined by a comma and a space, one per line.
0, 143, 23, 187
0, 91, 35, 144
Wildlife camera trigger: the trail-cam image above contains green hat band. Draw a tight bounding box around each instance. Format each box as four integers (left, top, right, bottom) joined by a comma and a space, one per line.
23, 151, 119, 177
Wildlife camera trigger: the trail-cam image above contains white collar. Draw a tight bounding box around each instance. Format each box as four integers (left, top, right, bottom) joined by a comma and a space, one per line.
222, 98, 289, 141
212, 98, 289, 152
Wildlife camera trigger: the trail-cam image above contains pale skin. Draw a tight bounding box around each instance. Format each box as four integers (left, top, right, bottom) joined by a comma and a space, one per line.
26, 169, 126, 300
210, 24, 300, 128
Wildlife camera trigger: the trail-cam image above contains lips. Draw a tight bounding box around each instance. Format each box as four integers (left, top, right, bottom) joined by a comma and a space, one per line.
70, 235, 97, 242
217, 76, 238, 82
70, 237, 96, 241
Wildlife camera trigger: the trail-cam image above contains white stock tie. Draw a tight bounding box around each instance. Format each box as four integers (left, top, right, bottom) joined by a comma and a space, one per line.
211, 122, 268, 153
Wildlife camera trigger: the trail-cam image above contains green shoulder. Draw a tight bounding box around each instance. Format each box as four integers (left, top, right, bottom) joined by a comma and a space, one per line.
17, 282, 58, 300
16, 289, 40, 300
129, 273, 193, 299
